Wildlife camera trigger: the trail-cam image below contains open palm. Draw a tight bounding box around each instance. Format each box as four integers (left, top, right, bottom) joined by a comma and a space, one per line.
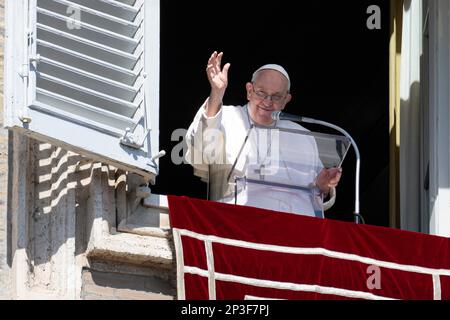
206, 51, 230, 93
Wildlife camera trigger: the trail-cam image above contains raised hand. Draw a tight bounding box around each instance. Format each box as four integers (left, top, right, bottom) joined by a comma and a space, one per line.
204, 52, 231, 117
206, 51, 231, 93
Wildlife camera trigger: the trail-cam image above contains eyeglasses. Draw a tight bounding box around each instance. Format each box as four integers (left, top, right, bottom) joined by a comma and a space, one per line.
252, 86, 287, 103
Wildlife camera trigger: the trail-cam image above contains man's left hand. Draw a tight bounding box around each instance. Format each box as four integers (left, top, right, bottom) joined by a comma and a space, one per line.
316, 167, 342, 195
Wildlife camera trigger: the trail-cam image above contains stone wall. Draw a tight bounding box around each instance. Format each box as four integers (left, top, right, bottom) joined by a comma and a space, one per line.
0, 0, 176, 299
0, 0, 9, 299
4, 134, 175, 299
82, 264, 173, 300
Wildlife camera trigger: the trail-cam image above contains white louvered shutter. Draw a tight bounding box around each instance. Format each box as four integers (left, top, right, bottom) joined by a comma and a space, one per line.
4, 0, 160, 182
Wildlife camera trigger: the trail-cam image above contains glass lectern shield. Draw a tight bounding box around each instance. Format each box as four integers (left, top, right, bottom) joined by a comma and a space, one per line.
225, 124, 351, 218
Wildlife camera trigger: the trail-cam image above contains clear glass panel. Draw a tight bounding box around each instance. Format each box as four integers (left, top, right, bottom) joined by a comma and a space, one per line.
225, 125, 351, 217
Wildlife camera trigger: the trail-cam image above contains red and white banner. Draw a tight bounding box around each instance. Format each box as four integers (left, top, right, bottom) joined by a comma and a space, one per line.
168, 195, 450, 300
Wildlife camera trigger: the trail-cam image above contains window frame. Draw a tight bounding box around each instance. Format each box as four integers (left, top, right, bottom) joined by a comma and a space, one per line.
4, 0, 160, 182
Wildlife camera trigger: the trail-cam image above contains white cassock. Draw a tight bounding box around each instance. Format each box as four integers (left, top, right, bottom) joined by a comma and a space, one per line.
185, 101, 327, 218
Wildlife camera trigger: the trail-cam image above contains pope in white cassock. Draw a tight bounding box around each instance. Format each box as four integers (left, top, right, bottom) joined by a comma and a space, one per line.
185, 51, 342, 218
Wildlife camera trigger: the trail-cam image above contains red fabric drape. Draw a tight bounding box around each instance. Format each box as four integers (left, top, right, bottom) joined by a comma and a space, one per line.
168, 195, 450, 300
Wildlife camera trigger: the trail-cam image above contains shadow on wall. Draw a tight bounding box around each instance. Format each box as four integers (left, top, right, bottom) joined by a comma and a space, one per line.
7, 134, 103, 287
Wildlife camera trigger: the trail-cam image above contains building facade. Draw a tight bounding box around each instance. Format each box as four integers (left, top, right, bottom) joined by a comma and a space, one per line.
1, 0, 450, 300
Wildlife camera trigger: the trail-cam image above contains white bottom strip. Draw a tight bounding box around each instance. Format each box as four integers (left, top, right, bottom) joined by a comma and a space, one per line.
184, 266, 395, 300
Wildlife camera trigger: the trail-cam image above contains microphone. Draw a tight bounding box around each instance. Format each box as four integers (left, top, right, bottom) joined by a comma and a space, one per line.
272, 110, 363, 224
272, 111, 317, 125
271, 111, 303, 122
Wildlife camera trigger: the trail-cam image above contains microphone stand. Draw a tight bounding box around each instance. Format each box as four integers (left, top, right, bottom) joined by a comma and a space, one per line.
273, 112, 363, 224
300, 117, 363, 224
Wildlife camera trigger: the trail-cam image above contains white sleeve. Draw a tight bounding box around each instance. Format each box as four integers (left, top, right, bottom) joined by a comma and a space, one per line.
323, 187, 336, 211
185, 99, 225, 181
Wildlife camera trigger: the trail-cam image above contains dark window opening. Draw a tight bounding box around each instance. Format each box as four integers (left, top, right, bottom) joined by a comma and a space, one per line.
155, 0, 390, 227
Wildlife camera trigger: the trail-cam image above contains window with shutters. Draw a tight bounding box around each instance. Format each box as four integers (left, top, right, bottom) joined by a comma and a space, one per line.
4, 0, 160, 182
